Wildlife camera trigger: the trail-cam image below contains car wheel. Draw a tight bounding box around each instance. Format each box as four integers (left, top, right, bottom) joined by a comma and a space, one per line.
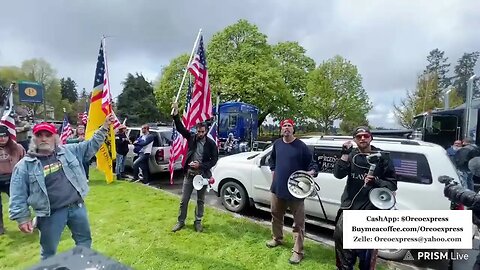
377, 249, 408, 260
220, 181, 248, 213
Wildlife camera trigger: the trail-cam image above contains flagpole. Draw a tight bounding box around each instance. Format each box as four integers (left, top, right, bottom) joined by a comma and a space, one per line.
171, 28, 202, 115
102, 35, 113, 115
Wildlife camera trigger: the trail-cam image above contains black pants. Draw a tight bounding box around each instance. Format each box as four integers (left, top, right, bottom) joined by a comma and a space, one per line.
334, 211, 378, 270
0, 182, 10, 221
133, 153, 150, 183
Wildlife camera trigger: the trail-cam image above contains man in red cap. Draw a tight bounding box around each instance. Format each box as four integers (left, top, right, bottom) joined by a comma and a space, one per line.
0, 125, 25, 235
8, 114, 114, 260
333, 126, 397, 270
266, 118, 318, 264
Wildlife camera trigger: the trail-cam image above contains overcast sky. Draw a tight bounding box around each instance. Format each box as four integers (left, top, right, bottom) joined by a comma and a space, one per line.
1, 0, 479, 128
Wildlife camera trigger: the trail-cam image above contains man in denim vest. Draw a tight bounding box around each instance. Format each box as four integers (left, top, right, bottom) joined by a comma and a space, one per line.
9, 114, 114, 260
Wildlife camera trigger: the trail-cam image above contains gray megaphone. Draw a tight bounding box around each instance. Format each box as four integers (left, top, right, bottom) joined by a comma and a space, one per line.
192, 175, 213, 192
369, 187, 396, 210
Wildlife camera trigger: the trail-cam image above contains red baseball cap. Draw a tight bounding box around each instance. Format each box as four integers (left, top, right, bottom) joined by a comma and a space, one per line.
280, 119, 295, 127
33, 122, 57, 135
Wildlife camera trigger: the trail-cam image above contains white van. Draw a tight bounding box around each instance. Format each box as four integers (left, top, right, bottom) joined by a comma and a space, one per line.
211, 135, 460, 260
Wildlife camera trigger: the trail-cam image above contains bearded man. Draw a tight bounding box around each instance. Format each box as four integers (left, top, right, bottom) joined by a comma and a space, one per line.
8, 114, 114, 260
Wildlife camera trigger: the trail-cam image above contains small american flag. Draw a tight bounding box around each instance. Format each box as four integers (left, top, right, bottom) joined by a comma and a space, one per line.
207, 121, 219, 148
111, 110, 122, 130
60, 114, 73, 144
169, 125, 183, 184
393, 159, 417, 177
0, 87, 16, 141
81, 111, 88, 125
184, 34, 213, 130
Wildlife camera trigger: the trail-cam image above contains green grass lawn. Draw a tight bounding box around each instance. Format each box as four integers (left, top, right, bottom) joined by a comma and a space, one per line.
0, 169, 390, 270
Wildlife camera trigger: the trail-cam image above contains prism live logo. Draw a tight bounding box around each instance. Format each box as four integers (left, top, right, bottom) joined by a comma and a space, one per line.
403, 251, 469, 261
403, 251, 415, 260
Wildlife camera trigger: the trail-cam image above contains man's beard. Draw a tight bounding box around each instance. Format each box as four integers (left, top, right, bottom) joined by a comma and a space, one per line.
37, 142, 54, 152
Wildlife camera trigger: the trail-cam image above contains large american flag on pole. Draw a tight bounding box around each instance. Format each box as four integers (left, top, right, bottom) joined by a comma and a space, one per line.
183, 34, 213, 130
60, 113, 73, 144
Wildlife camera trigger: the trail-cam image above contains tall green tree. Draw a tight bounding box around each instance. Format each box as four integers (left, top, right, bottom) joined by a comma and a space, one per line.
60, 77, 78, 103
393, 73, 463, 128
154, 54, 190, 117
304, 55, 371, 134
21, 58, 70, 120
453, 51, 480, 101
423, 48, 451, 90
117, 73, 162, 125
207, 19, 292, 126
272, 41, 315, 122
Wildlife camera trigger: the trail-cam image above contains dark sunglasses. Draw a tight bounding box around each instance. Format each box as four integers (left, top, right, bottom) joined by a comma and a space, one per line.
355, 134, 371, 140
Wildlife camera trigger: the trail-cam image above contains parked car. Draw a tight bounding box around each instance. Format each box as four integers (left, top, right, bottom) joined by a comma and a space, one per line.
124, 126, 183, 174
211, 135, 461, 260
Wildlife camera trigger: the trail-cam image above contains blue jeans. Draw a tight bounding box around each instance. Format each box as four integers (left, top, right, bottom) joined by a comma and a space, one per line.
115, 154, 126, 176
133, 153, 150, 183
37, 203, 92, 260
458, 170, 474, 191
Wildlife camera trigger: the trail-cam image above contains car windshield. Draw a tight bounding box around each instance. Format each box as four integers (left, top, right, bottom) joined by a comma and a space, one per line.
411, 116, 424, 130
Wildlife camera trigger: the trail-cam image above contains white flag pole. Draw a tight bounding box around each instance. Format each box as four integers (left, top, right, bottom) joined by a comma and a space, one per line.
171, 28, 202, 115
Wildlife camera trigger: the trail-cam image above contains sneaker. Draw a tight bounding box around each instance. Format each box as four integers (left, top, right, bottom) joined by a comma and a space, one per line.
171, 222, 185, 232
289, 252, 303, 264
194, 222, 203, 232
266, 239, 283, 248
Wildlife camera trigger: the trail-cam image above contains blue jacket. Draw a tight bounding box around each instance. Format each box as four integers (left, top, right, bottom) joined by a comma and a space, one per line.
8, 126, 108, 225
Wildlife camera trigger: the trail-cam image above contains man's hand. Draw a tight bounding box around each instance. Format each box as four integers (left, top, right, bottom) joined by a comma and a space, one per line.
364, 175, 375, 185
341, 141, 353, 161
102, 113, 115, 129
19, 221, 34, 233
172, 102, 179, 116
307, 169, 316, 177
189, 161, 200, 169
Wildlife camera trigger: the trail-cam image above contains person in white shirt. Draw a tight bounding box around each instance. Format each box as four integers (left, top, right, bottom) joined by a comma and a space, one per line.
133, 124, 154, 183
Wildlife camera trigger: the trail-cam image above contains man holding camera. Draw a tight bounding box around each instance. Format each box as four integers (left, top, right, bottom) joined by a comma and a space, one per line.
170, 102, 218, 233
333, 126, 397, 270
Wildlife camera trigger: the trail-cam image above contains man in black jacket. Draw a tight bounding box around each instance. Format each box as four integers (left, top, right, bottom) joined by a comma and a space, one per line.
454, 137, 480, 190
115, 125, 129, 179
171, 102, 219, 233
333, 126, 397, 270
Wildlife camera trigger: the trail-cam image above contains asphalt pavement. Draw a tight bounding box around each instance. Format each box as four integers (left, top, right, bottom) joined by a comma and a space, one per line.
123, 169, 473, 270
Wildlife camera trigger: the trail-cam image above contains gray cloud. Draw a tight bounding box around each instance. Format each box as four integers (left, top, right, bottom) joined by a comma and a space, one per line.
1, 0, 479, 128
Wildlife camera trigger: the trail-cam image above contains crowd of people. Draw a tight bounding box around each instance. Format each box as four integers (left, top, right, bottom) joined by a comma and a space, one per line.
0, 103, 426, 270
447, 137, 480, 191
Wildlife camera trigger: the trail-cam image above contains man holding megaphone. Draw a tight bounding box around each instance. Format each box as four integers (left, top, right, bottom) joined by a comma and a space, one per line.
266, 119, 318, 265
333, 126, 397, 270
171, 102, 218, 233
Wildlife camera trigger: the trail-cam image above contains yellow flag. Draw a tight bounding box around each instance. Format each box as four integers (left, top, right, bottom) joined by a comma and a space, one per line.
85, 40, 116, 184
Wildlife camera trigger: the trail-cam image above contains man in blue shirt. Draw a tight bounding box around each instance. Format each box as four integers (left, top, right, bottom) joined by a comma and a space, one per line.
266, 119, 318, 264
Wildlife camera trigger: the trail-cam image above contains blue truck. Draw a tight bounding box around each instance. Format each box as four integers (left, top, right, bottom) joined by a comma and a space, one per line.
213, 102, 259, 153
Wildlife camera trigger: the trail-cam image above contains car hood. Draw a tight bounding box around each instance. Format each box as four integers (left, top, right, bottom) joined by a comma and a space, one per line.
218, 151, 261, 163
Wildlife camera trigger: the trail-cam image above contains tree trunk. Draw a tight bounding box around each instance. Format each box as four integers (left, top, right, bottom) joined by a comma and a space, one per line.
258, 110, 272, 128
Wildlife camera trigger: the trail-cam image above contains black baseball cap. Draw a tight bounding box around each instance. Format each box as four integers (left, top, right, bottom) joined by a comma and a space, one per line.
353, 126, 371, 137
0, 125, 10, 137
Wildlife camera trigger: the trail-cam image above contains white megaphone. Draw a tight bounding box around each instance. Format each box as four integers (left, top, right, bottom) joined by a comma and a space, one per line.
369, 187, 396, 210
192, 175, 214, 192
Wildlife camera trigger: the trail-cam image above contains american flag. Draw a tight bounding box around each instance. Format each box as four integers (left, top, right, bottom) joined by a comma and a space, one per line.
207, 121, 219, 147
111, 110, 122, 130
183, 35, 213, 130
60, 114, 73, 144
0, 87, 16, 141
81, 101, 88, 125
169, 125, 183, 184
99, 40, 113, 115
393, 159, 417, 177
